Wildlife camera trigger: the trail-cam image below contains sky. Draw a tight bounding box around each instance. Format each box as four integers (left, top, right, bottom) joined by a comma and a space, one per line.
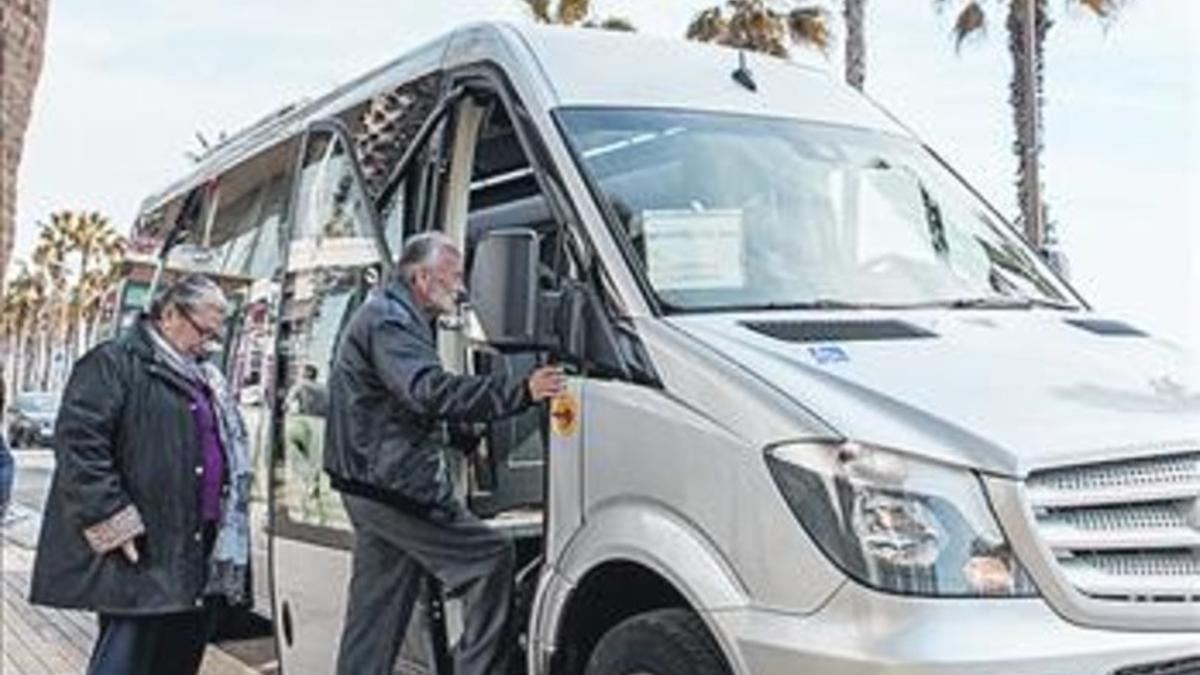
14, 0, 1200, 342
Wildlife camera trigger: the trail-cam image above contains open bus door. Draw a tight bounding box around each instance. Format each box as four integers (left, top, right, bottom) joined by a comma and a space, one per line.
270, 73, 612, 673
268, 83, 548, 673
270, 117, 396, 671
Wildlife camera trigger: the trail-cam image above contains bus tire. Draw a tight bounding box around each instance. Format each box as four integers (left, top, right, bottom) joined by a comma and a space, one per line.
584, 608, 731, 675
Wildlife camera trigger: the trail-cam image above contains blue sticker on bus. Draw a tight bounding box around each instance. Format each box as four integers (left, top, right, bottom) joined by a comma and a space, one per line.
809, 345, 849, 364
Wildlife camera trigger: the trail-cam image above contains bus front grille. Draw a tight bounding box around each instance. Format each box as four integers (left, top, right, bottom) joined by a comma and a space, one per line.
1026, 451, 1200, 604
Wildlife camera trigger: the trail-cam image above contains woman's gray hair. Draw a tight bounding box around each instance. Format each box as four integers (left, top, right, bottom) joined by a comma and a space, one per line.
395, 231, 458, 283
149, 273, 227, 320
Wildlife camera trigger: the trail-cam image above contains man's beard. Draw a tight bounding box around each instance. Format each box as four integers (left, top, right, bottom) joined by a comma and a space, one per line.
430, 286, 459, 316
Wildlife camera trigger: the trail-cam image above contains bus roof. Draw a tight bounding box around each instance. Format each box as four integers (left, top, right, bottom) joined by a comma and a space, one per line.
500, 23, 905, 133
136, 22, 909, 226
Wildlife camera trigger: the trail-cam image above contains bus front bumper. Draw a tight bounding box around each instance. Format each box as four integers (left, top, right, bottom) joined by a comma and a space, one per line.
709, 583, 1200, 675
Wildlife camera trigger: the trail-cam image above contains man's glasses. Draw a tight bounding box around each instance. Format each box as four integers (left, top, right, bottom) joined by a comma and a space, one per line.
179, 307, 223, 343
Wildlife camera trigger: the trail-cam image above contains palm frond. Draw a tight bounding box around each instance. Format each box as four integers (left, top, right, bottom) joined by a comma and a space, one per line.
953, 2, 987, 51
725, 1, 788, 57
520, 0, 553, 23
786, 6, 832, 54
686, 6, 728, 42
1076, 0, 1120, 18
556, 0, 590, 26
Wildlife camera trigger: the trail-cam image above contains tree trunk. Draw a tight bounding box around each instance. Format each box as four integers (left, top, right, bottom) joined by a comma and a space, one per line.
1006, 0, 1051, 246
21, 325, 36, 392
843, 0, 867, 90
7, 327, 22, 400
57, 298, 70, 389
36, 322, 48, 391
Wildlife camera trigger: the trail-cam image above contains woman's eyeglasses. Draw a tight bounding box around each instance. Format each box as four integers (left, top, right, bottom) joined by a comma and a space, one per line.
179, 308, 222, 343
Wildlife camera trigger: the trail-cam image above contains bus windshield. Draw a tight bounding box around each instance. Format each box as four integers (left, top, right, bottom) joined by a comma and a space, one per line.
557, 108, 1077, 312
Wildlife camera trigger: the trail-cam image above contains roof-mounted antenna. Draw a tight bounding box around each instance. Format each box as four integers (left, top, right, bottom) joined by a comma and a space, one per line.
732, 50, 757, 92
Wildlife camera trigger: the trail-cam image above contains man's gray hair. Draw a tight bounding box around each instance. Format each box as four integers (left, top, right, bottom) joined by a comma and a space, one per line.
396, 231, 459, 283
149, 273, 227, 320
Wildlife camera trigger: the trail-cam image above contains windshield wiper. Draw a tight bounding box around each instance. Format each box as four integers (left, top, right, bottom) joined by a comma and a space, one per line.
1020, 297, 1080, 310
712, 299, 900, 312
946, 297, 1034, 309
669, 297, 1079, 314
909, 296, 1079, 310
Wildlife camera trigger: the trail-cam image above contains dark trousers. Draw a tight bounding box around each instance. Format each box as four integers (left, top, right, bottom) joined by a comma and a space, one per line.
85, 607, 216, 675
87, 523, 218, 675
336, 493, 515, 675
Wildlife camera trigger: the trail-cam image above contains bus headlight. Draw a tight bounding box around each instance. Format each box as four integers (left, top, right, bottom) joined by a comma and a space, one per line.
766, 441, 1038, 597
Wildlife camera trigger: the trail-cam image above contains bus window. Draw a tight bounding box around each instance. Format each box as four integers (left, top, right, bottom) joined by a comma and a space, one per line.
275, 126, 381, 532
198, 141, 298, 521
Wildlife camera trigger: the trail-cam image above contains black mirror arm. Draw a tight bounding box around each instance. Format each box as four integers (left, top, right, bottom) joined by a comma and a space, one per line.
551, 280, 634, 382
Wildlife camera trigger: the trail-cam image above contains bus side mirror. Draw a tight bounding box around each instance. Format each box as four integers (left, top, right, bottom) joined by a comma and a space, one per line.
469, 228, 551, 351
469, 227, 626, 374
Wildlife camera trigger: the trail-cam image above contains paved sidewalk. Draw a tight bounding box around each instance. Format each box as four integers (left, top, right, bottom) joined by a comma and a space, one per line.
2, 470, 260, 675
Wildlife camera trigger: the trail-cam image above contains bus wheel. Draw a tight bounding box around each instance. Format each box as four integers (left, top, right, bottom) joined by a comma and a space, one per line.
584, 608, 731, 675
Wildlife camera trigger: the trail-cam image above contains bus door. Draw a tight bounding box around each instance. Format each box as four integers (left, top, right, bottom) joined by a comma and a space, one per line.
430, 70, 640, 667
271, 118, 390, 674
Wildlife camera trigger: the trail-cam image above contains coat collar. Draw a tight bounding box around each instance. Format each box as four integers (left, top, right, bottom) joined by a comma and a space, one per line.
119, 317, 160, 362
383, 280, 436, 343
120, 318, 201, 394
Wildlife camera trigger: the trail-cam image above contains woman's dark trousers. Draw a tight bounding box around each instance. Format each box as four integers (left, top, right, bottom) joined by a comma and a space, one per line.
85, 607, 216, 675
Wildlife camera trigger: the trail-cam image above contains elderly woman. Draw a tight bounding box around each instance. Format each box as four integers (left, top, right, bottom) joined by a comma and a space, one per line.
31, 274, 252, 675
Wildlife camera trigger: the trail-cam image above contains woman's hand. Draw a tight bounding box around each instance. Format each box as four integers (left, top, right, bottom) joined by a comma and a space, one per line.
120, 539, 140, 564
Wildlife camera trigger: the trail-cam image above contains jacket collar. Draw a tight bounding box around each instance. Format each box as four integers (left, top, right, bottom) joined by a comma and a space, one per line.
383, 280, 436, 342
119, 316, 160, 363
120, 318, 201, 393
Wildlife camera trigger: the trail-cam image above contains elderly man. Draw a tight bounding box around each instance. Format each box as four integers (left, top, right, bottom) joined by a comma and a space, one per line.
325, 232, 565, 675
31, 274, 252, 675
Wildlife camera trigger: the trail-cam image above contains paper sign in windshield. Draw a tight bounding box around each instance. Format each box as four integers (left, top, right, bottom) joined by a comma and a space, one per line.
642, 209, 744, 291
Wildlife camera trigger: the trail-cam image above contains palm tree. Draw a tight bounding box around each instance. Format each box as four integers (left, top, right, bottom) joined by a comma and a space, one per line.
77, 268, 116, 349
686, 1, 870, 90
31, 222, 72, 389
519, 0, 636, 31
1, 263, 46, 396
53, 211, 126, 355
939, 0, 1122, 245
686, 0, 832, 58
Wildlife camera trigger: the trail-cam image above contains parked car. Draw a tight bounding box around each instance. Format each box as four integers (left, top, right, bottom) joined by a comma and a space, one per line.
7, 392, 59, 449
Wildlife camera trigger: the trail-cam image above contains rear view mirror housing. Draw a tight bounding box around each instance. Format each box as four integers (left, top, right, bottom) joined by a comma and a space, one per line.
469, 228, 557, 352
468, 227, 636, 379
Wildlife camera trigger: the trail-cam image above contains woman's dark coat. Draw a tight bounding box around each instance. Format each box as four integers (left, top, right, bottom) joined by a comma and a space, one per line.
31, 321, 219, 614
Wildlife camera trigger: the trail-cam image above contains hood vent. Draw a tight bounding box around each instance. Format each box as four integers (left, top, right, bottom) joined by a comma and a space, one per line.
1066, 319, 1147, 337
743, 319, 937, 343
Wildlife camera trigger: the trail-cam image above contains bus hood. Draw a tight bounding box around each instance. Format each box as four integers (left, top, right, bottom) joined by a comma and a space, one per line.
668, 310, 1200, 477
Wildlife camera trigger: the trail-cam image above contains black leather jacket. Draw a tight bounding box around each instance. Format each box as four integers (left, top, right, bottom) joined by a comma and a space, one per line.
324, 281, 531, 513
31, 321, 223, 614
